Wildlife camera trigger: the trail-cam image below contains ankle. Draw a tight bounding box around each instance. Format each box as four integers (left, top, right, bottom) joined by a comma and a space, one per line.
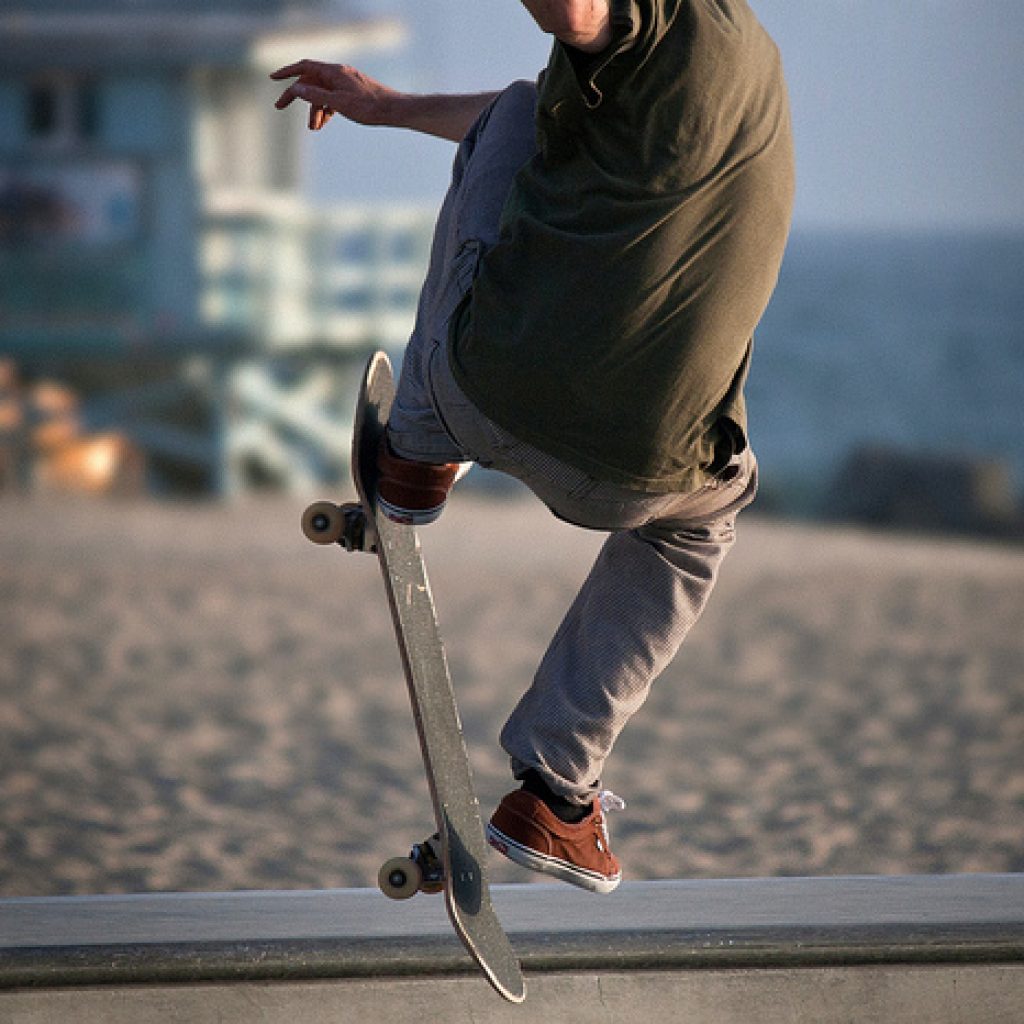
519, 769, 591, 824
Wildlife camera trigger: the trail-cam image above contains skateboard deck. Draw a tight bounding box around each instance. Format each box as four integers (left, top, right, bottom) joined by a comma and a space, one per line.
301, 352, 525, 1004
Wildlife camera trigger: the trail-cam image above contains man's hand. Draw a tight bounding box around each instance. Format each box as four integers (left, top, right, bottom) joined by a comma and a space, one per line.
271, 60, 398, 131
520, 0, 613, 52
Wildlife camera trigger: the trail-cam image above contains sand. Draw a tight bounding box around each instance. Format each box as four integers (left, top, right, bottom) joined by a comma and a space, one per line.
1, 492, 1022, 897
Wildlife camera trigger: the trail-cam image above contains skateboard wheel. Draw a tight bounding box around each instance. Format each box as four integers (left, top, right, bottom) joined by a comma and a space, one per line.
301, 501, 344, 545
378, 856, 422, 900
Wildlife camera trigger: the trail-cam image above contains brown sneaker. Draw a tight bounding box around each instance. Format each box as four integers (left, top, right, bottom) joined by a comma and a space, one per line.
486, 789, 624, 894
376, 438, 462, 526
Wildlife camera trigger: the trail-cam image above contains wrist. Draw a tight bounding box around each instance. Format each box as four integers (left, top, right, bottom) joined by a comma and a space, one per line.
373, 90, 397, 128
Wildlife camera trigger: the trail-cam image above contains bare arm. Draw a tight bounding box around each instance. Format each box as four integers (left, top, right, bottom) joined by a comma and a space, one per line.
519, 0, 613, 52
271, 61, 498, 143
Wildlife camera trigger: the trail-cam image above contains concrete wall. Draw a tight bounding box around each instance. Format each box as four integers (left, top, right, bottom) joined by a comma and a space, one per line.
2, 876, 1023, 1021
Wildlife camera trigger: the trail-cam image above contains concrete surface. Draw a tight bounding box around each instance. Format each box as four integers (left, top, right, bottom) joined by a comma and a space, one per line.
2, 876, 1023, 1021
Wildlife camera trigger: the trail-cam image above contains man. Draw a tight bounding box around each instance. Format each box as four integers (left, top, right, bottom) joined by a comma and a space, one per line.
273, 0, 794, 894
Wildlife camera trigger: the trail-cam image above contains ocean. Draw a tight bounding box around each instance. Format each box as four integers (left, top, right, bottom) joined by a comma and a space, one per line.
747, 229, 1024, 513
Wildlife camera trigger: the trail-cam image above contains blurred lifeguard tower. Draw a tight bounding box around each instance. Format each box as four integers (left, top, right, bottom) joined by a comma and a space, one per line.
0, 0, 433, 495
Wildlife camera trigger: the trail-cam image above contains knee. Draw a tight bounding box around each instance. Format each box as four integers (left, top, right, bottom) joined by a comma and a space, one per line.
503, 78, 539, 106
492, 79, 539, 128
637, 514, 738, 550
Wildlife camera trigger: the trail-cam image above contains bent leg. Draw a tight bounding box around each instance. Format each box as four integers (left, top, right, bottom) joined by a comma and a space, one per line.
500, 459, 758, 803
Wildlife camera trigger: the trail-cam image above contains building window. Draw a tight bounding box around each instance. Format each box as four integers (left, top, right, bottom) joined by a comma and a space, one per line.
25, 78, 100, 147
27, 85, 59, 138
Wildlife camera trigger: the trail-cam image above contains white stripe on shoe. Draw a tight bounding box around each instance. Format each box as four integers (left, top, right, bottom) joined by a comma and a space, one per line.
486, 822, 622, 895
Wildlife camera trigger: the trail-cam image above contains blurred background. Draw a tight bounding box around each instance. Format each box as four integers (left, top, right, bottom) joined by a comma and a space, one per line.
1, 1, 1022, 897
2, 0, 1022, 522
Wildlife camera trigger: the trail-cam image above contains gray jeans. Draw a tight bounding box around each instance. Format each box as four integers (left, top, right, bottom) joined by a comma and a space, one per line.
388, 82, 758, 804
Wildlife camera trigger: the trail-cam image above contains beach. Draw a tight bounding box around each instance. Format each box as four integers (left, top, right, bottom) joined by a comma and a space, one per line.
2, 492, 1022, 897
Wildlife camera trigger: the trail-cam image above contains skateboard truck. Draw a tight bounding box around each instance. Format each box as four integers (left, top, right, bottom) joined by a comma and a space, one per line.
379, 833, 445, 899
301, 500, 377, 553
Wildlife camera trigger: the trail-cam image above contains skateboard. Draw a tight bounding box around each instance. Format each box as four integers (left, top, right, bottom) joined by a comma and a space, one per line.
301, 351, 526, 1004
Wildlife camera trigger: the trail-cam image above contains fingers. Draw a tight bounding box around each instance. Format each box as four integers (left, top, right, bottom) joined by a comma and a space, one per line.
270, 59, 363, 130
308, 106, 333, 131
269, 59, 324, 80
274, 80, 332, 111
294, 82, 333, 107
274, 86, 298, 110
271, 59, 329, 109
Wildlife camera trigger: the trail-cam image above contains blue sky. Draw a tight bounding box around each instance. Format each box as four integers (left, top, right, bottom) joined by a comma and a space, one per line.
305, 1, 1024, 232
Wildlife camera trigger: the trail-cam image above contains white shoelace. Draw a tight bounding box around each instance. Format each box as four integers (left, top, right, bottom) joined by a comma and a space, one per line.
599, 790, 626, 814
596, 790, 626, 852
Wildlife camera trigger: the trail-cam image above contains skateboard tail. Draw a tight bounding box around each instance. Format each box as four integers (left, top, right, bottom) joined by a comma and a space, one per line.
441, 806, 527, 1004
379, 528, 526, 1003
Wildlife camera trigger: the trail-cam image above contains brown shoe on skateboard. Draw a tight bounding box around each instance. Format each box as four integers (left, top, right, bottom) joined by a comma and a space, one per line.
376, 438, 462, 526
486, 789, 625, 894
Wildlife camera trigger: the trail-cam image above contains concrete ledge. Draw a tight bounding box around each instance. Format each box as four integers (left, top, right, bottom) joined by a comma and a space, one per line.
2, 875, 1023, 984
2, 876, 1023, 1021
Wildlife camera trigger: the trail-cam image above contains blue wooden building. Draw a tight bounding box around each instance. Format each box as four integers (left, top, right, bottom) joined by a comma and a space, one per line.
0, 0, 433, 494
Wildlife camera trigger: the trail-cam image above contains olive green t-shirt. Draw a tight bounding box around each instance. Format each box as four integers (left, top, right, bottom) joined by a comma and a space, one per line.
449, 0, 795, 493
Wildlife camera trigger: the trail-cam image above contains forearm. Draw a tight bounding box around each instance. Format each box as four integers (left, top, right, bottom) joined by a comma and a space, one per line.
384, 90, 501, 143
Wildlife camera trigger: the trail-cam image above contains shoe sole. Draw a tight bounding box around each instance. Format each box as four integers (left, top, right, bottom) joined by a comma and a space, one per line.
486, 823, 621, 895
376, 495, 445, 526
